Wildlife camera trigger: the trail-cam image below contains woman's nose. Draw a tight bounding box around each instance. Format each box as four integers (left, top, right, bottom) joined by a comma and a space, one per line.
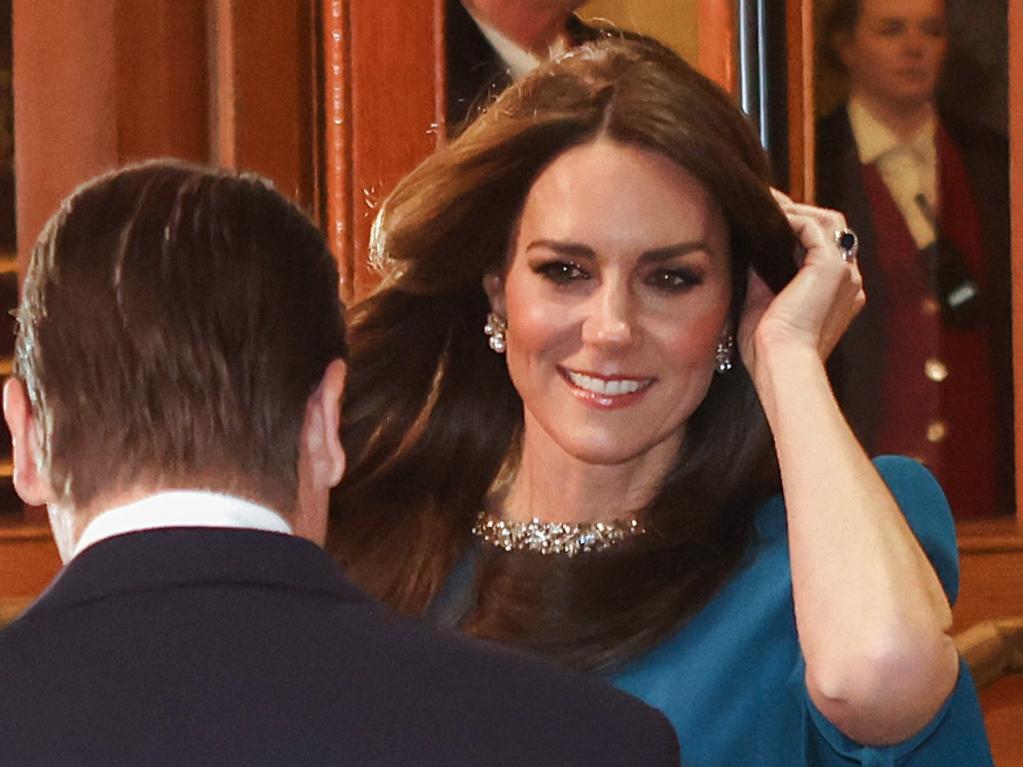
581, 282, 636, 349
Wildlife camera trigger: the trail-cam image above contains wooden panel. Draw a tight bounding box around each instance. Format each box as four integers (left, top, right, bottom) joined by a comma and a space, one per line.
1012, 0, 1023, 527
952, 547, 1023, 634
13, 0, 212, 259
0, 527, 60, 599
980, 676, 1023, 767
12, 0, 119, 261
115, 1, 208, 163
344, 0, 444, 298
785, 0, 813, 201
950, 516, 1022, 762
209, 0, 316, 211
697, 0, 737, 94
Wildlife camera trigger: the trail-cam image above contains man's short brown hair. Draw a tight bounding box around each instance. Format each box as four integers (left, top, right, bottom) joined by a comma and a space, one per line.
15, 160, 347, 511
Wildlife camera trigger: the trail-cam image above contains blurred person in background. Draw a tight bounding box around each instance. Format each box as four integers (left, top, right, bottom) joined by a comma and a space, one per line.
817, 0, 1011, 519
446, 0, 597, 132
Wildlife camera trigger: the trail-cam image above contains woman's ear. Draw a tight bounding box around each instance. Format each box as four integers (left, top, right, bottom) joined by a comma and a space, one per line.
482, 272, 507, 318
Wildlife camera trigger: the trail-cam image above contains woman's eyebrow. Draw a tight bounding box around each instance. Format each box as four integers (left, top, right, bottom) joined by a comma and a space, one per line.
525, 239, 710, 262
639, 241, 710, 263
525, 239, 595, 258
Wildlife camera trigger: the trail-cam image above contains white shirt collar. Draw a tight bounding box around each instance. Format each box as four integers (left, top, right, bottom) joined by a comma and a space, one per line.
72, 490, 293, 560
467, 7, 569, 81
848, 96, 936, 166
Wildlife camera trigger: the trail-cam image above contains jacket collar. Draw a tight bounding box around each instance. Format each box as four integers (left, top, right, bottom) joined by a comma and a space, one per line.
19, 527, 372, 619
72, 490, 293, 559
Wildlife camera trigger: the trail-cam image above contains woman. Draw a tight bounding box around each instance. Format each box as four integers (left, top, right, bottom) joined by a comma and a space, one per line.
331, 37, 991, 765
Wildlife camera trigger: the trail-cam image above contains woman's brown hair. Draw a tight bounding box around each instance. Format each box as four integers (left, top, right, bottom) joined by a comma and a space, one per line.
331, 36, 798, 670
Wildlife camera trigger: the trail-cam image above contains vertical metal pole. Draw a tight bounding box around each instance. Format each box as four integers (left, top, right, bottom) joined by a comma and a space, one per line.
737, 0, 770, 150
756, 0, 770, 149
737, 0, 756, 124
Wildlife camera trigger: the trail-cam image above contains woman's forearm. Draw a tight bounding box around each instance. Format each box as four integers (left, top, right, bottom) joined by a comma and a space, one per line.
753, 336, 959, 746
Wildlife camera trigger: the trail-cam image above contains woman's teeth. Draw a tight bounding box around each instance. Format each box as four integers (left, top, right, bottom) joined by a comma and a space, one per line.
566, 371, 652, 396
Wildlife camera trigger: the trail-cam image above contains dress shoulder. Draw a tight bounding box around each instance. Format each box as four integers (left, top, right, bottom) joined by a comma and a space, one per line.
752, 455, 958, 600
871, 455, 959, 602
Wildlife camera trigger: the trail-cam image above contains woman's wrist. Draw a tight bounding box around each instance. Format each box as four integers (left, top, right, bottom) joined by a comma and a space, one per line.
748, 329, 827, 400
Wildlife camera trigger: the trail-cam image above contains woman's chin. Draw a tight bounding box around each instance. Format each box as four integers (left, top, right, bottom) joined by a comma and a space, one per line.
553, 434, 668, 469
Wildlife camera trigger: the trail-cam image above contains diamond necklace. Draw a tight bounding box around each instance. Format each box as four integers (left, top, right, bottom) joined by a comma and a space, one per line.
471, 510, 645, 557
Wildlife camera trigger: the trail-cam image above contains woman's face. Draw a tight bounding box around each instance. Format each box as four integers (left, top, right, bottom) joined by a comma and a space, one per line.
486, 139, 732, 468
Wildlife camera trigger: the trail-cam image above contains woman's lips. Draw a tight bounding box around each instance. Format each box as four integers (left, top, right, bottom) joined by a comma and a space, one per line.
559, 367, 655, 409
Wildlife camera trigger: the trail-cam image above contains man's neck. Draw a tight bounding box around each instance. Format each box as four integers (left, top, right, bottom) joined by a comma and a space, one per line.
850, 90, 935, 142
57, 488, 294, 563
462, 0, 574, 53
49, 486, 157, 562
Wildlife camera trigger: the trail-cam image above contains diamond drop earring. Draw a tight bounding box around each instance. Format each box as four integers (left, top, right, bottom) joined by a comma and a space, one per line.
715, 334, 735, 373
484, 312, 507, 354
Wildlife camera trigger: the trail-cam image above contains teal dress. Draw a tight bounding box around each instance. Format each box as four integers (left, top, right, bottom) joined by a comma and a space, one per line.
606, 457, 992, 766
431, 456, 992, 765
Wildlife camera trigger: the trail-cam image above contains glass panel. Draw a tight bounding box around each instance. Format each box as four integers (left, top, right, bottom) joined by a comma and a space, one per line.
814, 0, 1013, 520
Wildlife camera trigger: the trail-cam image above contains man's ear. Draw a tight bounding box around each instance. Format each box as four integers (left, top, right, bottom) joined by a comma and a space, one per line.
302, 358, 347, 490
2, 378, 58, 506
482, 272, 507, 318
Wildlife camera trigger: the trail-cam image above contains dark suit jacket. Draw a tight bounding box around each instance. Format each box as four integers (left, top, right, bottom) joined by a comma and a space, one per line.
816, 105, 1011, 450
0, 527, 680, 766
445, 0, 605, 134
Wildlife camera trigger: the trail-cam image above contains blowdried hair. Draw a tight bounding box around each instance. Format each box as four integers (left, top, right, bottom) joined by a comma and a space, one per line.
17, 160, 347, 512
331, 37, 797, 670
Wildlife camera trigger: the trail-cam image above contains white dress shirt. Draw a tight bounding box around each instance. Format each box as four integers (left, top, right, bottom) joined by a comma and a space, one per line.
848, 97, 939, 250
467, 7, 569, 81
72, 490, 292, 560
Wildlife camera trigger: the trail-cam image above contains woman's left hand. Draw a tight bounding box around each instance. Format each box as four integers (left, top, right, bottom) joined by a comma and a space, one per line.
738, 190, 866, 379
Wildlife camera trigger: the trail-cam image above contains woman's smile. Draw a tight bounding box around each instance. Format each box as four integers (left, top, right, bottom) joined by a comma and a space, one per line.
559, 367, 656, 409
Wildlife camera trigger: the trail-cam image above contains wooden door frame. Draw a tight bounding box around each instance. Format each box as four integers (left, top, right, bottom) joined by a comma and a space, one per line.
320, 0, 445, 302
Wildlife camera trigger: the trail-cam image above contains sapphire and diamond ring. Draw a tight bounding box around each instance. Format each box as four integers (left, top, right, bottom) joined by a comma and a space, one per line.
834, 228, 859, 264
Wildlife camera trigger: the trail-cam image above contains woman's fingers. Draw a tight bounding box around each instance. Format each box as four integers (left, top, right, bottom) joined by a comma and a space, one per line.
738, 196, 868, 366
778, 203, 864, 285
772, 192, 859, 273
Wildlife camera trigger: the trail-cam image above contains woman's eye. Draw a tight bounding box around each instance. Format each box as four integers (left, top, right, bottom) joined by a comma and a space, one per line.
647, 269, 701, 292
535, 261, 588, 284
